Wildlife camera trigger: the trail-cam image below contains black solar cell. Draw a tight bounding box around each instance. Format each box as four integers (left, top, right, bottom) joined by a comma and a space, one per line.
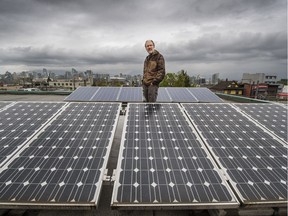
0, 102, 65, 166
0, 102, 13, 110
90, 87, 120, 101
233, 103, 287, 142
117, 87, 143, 102
65, 86, 99, 101
188, 88, 223, 103
166, 88, 198, 102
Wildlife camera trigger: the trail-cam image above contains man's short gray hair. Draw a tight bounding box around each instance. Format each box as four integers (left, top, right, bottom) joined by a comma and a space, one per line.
145, 40, 155, 47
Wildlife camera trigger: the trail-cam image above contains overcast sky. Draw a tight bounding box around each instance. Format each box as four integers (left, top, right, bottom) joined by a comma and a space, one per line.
0, 0, 287, 80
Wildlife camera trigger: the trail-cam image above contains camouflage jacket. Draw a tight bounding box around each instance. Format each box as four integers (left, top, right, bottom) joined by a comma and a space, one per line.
143, 50, 165, 86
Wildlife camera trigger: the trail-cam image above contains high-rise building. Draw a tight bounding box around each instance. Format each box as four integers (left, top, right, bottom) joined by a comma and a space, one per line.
50, 72, 56, 80
212, 73, 219, 85
42, 68, 48, 77
33, 71, 38, 78
65, 71, 72, 80
72, 68, 78, 75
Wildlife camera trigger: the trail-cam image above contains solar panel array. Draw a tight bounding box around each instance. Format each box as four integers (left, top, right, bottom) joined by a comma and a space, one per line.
65, 87, 222, 103
0, 102, 65, 166
0, 102, 120, 207
0, 99, 286, 210
112, 104, 238, 208
182, 103, 287, 205
233, 103, 287, 142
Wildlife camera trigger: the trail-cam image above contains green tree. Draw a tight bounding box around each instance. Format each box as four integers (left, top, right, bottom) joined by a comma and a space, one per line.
161, 70, 190, 87
110, 80, 123, 87
160, 73, 177, 87
175, 70, 190, 87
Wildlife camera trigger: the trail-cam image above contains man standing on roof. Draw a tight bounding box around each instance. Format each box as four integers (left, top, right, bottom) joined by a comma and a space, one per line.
142, 40, 165, 102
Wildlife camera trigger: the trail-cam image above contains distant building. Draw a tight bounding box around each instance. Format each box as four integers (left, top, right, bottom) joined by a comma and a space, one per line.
72, 68, 78, 79
84, 70, 94, 85
211, 73, 219, 85
49, 79, 92, 90
242, 73, 265, 84
243, 83, 268, 99
264, 75, 278, 84
276, 85, 288, 100
72, 68, 78, 74
49, 72, 56, 80
33, 71, 38, 79
109, 76, 128, 86
12, 72, 18, 81
241, 73, 279, 84
241, 73, 282, 99
42, 68, 48, 78
199, 77, 206, 85
210, 80, 244, 95
94, 73, 110, 80
65, 71, 72, 80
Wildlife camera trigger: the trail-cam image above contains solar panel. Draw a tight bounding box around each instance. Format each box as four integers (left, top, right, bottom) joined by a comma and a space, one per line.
90, 87, 120, 101
0, 102, 13, 110
112, 103, 238, 209
166, 88, 198, 102
0, 102, 65, 166
64, 87, 223, 103
64, 87, 99, 101
117, 87, 143, 102
188, 88, 223, 103
182, 103, 287, 206
157, 88, 172, 102
0, 102, 120, 208
280, 103, 288, 109
233, 103, 287, 142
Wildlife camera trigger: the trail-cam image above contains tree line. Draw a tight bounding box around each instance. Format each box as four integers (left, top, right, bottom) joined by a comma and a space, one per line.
160, 70, 191, 87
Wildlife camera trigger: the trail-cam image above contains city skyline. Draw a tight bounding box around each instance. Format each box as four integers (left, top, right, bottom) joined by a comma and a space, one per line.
0, 0, 287, 80
3, 68, 285, 84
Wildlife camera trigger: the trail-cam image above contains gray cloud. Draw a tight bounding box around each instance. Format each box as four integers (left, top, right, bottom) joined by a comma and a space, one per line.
0, 0, 286, 80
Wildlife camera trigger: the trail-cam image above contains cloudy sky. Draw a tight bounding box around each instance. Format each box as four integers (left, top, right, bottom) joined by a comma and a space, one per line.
0, 0, 287, 80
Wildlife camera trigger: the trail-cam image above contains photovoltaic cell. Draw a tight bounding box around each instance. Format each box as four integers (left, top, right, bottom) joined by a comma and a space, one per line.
117, 87, 143, 102
188, 88, 223, 103
0, 102, 65, 166
65, 87, 99, 101
0, 102, 13, 110
233, 103, 287, 142
182, 103, 287, 206
112, 103, 238, 209
166, 88, 198, 102
90, 87, 120, 101
0, 102, 120, 208
156, 88, 171, 102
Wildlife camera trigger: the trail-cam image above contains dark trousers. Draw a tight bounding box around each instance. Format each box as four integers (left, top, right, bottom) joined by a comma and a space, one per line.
142, 84, 159, 102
